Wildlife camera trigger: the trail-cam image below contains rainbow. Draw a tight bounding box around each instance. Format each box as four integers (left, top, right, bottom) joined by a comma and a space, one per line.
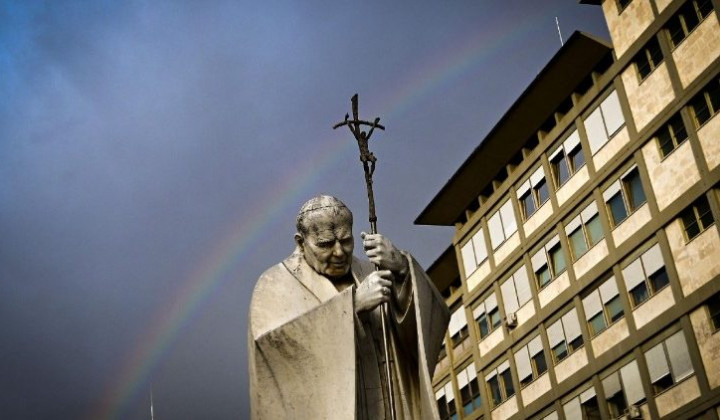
93, 6, 557, 418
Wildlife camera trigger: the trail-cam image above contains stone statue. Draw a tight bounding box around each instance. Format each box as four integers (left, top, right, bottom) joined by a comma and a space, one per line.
248, 195, 450, 419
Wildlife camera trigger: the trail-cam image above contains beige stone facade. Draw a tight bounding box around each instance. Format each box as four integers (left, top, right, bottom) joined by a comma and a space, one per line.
642, 138, 700, 211
466, 259, 491, 293
520, 373, 551, 406
494, 232, 520, 266
491, 395, 518, 420
655, 376, 701, 417
523, 201, 553, 237
621, 63, 675, 132
593, 127, 631, 171
690, 306, 720, 389
666, 222, 720, 297
632, 285, 675, 329
602, 0, 655, 58
573, 239, 609, 281
554, 348, 588, 384
538, 271, 571, 308
479, 327, 504, 357
556, 166, 589, 207
591, 318, 630, 357
698, 113, 720, 171
611, 204, 651, 246
673, 13, 720, 88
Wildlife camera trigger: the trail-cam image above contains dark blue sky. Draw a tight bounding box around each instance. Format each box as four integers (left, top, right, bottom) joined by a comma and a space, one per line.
0, 1, 609, 418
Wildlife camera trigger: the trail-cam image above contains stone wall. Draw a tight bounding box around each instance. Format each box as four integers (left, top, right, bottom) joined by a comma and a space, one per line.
621, 63, 674, 132
641, 139, 700, 211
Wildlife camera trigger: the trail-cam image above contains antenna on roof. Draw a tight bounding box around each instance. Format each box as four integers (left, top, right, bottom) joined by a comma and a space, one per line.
555, 17, 564, 46
150, 386, 155, 420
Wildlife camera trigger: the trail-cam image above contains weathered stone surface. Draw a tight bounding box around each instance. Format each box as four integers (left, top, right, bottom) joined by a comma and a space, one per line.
539, 271, 571, 308
690, 307, 720, 389
555, 348, 588, 384
524, 201, 553, 237
574, 239, 609, 281
479, 327, 505, 357
520, 373, 551, 406
467, 259, 491, 293
491, 395, 518, 420
591, 317, 630, 357
666, 222, 720, 297
594, 128, 631, 172
556, 166, 589, 207
602, 0, 654, 58
633, 286, 675, 329
655, 376, 701, 418
494, 232, 521, 266
621, 63, 674, 132
642, 139, 700, 211
698, 114, 720, 171
612, 204, 651, 247
674, 14, 720, 88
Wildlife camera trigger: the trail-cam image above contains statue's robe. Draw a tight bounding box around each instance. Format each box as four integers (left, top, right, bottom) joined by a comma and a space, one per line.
248, 249, 450, 419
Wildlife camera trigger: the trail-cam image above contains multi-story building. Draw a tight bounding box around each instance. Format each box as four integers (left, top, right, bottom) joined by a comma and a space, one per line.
418, 1, 720, 419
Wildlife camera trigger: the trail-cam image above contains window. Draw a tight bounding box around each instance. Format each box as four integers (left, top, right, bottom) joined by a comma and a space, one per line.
565, 202, 604, 261
689, 76, 720, 127
485, 361, 515, 407
437, 340, 447, 362
488, 199, 518, 250
644, 330, 695, 393
547, 308, 584, 363
666, 0, 714, 48
618, 0, 633, 11
461, 228, 488, 277
602, 360, 645, 418
583, 276, 624, 337
655, 112, 688, 158
531, 235, 567, 289
457, 364, 482, 415
622, 244, 669, 307
514, 335, 548, 387
501, 266, 533, 316
563, 388, 602, 420
517, 166, 550, 219
448, 307, 469, 347
603, 166, 647, 227
550, 129, 585, 188
706, 292, 720, 331
634, 36, 664, 80
474, 294, 501, 339
679, 195, 715, 241
436, 381, 458, 420
584, 90, 625, 155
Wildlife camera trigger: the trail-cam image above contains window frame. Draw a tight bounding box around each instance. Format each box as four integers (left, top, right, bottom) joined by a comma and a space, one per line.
679, 195, 715, 242
517, 166, 550, 220
549, 129, 585, 189
565, 202, 604, 261
460, 227, 488, 277
485, 361, 516, 407
644, 330, 695, 394
706, 292, 720, 332
547, 308, 585, 364
582, 276, 624, 338
514, 335, 548, 388
689, 77, 720, 128
655, 112, 689, 158
488, 199, 518, 250
474, 294, 502, 340
531, 235, 567, 290
622, 243, 669, 308
436, 381, 458, 420
666, 0, 714, 49
457, 364, 482, 416
634, 36, 664, 81
448, 307, 469, 347
603, 166, 647, 228
584, 90, 626, 156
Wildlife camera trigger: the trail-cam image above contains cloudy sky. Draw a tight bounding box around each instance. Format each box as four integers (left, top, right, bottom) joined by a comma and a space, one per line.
0, 1, 609, 418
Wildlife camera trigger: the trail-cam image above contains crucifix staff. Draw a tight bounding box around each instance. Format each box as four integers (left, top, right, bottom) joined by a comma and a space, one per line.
333, 94, 396, 420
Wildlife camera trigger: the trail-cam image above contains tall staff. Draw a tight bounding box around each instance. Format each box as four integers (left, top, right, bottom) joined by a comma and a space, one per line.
333, 94, 396, 420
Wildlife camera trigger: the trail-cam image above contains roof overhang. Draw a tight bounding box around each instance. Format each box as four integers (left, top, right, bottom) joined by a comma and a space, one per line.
426, 245, 459, 292
415, 31, 611, 226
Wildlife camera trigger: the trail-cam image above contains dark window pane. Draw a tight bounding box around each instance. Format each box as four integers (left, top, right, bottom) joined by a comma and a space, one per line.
536, 266, 551, 288
607, 391, 628, 418
500, 369, 515, 398
570, 146, 586, 171
684, 4, 700, 32
554, 156, 571, 187
553, 341, 568, 362
536, 180, 550, 205
533, 352, 548, 376
606, 296, 624, 322
550, 245, 566, 275
589, 312, 607, 336
697, 196, 715, 229
478, 315, 489, 338
648, 38, 664, 67
568, 335, 584, 352
670, 113, 688, 143
657, 128, 676, 157
438, 397, 448, 419
570, 228, 588, 259
698, 0, 713, 17
708, 81, 720, 115
522, 193, 536, 218
707, 293, 720, 330
587, 216, 604, 245
630, 282, 650, 306
608, 193, 629, 226
653, 373, 675, 394
581, 396, 602, 420
691, 92, 711, 126
649, 268, 669, 292
490, 308, 502, 329
637, 55, 652, 79
618, 0, 632, 9
625, 170, 647, 210
667, 17, 686, 47
488, 376, 502, 405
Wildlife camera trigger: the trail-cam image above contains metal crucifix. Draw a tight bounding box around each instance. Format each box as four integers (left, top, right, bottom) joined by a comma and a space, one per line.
333, 94, 396, 420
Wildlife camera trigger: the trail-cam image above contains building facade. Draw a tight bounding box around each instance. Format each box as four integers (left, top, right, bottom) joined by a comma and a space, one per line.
418, 1, 720, 419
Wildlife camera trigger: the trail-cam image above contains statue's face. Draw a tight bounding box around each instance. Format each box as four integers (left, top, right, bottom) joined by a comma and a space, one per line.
296, 210, 354, 279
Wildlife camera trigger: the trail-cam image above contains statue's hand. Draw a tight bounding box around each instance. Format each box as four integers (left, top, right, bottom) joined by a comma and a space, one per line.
354, 270, 393, 313
361, 232, 409, 280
